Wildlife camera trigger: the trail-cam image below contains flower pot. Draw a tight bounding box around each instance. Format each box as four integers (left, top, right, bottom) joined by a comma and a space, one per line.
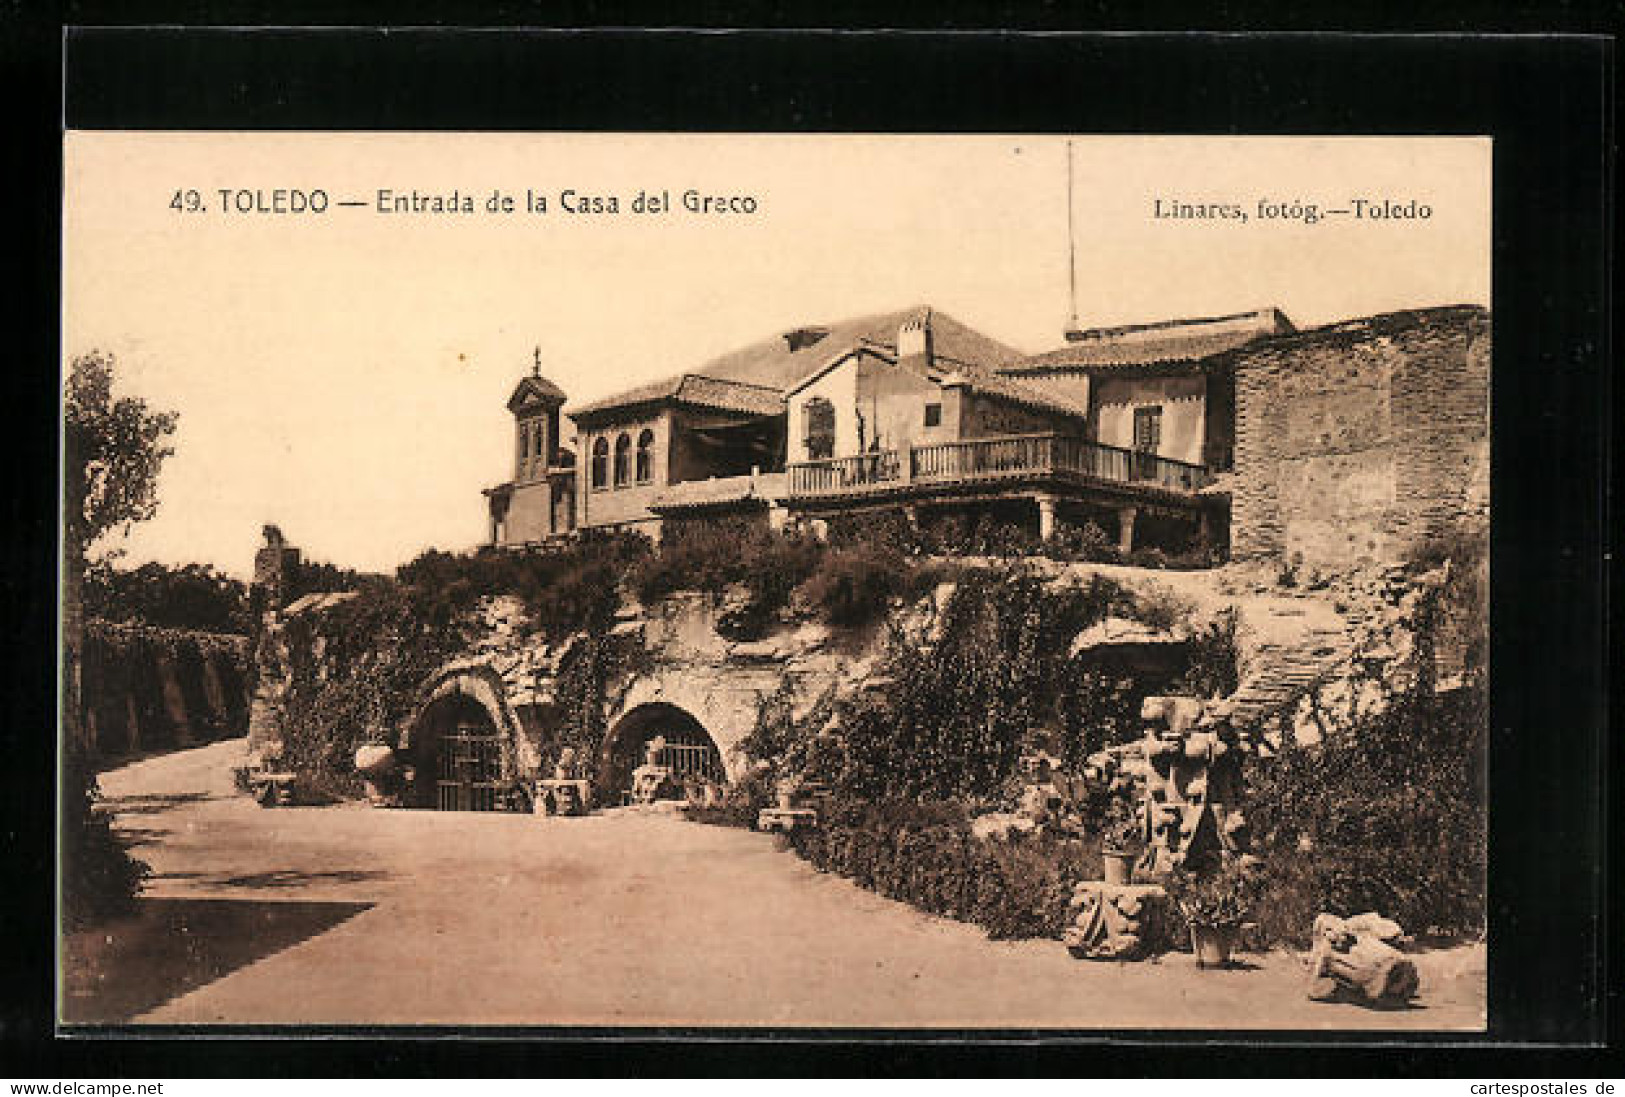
1190, 923, 1238, 969
1102, 850, 1135, 886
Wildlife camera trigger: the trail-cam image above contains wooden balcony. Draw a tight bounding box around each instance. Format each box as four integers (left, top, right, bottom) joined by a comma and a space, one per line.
787, 433, 1213, 501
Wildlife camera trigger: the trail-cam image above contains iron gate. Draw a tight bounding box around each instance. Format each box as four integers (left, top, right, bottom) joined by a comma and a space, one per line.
660, 739, 724, 784
436, 719, 504, 811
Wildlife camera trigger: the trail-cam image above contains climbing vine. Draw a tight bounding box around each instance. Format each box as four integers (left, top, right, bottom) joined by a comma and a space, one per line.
771, 568, 1176, 808
273, 584, 472, 797
550, 626, 651, 778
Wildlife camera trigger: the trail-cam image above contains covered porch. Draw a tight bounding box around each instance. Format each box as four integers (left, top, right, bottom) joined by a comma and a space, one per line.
786, 432, 1225, 554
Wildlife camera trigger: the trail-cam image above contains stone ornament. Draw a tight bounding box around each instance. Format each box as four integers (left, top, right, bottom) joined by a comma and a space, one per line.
1064, 882, 1171, 961
1138, 695, 1254, 877
1305, 912, 1419, 1006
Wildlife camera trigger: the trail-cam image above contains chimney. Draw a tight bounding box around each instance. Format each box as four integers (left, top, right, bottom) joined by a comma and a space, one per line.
940, 370, 970, 436
898, 310, 934, 363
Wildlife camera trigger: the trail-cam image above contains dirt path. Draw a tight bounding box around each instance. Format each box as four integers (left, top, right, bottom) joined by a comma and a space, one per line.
70, 739, 1485, 1029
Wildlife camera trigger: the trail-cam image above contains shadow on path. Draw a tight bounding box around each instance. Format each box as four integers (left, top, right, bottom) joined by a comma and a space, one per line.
61, 896, 372, 1025
101, 791, 216, 815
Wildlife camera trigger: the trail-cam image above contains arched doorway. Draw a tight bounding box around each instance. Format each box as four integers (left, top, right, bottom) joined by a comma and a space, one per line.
601, 703, 725, 805
410, 692, 506, 811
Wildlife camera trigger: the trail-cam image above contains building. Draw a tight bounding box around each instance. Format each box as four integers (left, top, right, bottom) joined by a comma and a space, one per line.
482, 301, 1488, 566
782, 308, 1291, 552
1228, 305, 1490, 570
482, 365, 575, 545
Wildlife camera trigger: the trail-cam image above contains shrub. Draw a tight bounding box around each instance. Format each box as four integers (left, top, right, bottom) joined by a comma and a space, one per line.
1163, 860, 1263, 930
1244, 538, 1487, 946
785, 797, 1100, 940
1246, 684, 1486, 946
819, 568, 1135, 805
795, 545, 910, 627
1055, 669, 1140, 767
396, 533, 650, 639
1049, 520, 1120, 564
1126, 585, 1196, 633
61, 752, 147, 930
628, 522, 822, 622
84, 560, 251, 634
1178, 606, 1241, 699
684, 766, 774, 829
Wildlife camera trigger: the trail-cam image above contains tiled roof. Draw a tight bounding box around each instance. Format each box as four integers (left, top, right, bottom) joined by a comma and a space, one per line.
1228, 304, 1487, 360
566, 306, 1021, 421
507, 374, 568, 410
1003, 308, 1294, 374
649, 472, 788, 511
283, 591, 360, 617
879, 346, 1091, 423
569, 374, 785, 421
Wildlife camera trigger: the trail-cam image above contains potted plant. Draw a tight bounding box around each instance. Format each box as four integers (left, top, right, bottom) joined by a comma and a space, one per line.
1164, 860, 1258, 969
1100, 803, 1145, 886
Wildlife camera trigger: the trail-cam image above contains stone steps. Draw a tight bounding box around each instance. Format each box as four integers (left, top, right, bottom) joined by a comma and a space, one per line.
1226, 612, 1354, 727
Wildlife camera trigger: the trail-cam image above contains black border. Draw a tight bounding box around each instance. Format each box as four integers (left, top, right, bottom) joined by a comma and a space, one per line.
3, 20, 1615, 1077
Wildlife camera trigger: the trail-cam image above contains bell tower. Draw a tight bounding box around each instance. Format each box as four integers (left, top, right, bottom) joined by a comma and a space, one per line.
507, 348, 567, 485
487, 349, 573, 547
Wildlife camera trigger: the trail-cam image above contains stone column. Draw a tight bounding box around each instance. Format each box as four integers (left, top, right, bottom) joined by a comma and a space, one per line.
1116, 505, 1139, 554
157, 652, 193, 745
1036, 494, 1058, 542
1197, 506, 1222, 553
201, 652, 229, 732
125, 694, 142, 753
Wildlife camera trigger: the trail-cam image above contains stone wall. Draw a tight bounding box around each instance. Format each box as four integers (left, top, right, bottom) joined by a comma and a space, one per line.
1231, 306, 1489, 570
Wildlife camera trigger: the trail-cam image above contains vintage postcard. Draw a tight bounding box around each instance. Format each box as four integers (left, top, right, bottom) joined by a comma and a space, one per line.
60, 132, 1490, 1029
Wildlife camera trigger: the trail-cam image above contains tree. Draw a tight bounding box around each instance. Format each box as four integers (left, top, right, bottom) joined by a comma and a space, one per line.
63, 350, 179, 563
62, 351, 179, 748
60, 351, 175, 928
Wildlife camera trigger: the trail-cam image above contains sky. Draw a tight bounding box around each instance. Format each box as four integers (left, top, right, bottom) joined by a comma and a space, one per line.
63, 133, 1490, 578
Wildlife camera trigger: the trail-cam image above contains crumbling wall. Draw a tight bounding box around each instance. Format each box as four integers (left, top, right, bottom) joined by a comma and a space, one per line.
1230, 306, 1489, 571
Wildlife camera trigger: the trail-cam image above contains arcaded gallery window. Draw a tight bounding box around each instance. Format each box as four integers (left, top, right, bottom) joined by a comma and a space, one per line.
803, 397, 836, 460
635, 429, 655, 484
613, 433, 632, 487
591, 437, 609, 490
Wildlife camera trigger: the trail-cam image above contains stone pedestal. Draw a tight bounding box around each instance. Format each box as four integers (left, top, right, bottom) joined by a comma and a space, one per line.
1116, 505, 1139, 554
1062, 882, 1173, 961
1036, 494, 1058, 541
757, 807, 818, 833
630, 763, 676, 804
536, 778, 592, 816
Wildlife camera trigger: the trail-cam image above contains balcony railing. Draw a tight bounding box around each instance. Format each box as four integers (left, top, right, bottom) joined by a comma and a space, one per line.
787, 432, 1213, 499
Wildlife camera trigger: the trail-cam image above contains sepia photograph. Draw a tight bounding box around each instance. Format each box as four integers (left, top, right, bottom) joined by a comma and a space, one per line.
59, 131, 1491, 1030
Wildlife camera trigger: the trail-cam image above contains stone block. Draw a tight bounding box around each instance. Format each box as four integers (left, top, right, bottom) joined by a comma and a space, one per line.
1064, 882, 1173, 961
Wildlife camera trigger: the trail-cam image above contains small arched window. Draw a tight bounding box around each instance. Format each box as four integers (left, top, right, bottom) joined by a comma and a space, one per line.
613, 433, 632, 487
635, 428, 655, 483
803, 397, 836, 460
591, 437, 609, 490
